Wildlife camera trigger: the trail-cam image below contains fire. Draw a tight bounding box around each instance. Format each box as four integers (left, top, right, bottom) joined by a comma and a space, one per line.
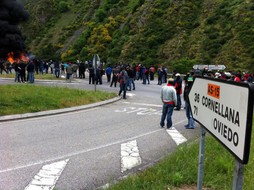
21, 53, 29, 63
7, 52, 29, 64
7, 52, 15, 64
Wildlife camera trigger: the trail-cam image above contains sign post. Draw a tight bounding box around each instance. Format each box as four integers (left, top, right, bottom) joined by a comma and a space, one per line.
232, 160, 244, 190
189, 76, 254, 189
197, 127, 206, 190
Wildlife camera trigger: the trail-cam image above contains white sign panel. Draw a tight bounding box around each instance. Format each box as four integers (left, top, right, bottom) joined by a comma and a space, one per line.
193, 64, 226, 70
189, 77, 253, 164
92, 54, 100, 69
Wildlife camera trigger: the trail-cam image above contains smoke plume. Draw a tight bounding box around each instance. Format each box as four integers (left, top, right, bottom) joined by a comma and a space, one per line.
0, 0, 29, 60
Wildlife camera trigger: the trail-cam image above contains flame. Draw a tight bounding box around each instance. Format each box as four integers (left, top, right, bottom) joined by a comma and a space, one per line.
21, 53, 29, 63
7, 52, 29, 64
7, 52, 15, 64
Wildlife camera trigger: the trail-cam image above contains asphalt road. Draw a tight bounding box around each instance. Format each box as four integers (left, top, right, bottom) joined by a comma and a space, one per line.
0, 76, 200, 190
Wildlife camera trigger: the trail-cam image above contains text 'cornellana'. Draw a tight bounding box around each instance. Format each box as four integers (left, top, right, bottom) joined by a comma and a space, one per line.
201, 96, 240, 127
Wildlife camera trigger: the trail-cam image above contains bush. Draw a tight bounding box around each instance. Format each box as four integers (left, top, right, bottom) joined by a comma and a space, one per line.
95, 9, 107, 22
58, 1, 69, 13
172, 58, 196, 74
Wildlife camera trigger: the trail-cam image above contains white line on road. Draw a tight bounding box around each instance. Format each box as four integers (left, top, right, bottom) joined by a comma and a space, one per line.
0, 129, 162, 174
24, 159, 69, 190
126, 93, 136, 97
121, 140, 141, 173
122, 102, 161, 107
166, 127, 187, 145
0, 120, 187, 174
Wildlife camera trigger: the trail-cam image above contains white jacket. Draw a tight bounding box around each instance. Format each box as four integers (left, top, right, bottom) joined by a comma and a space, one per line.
161, 85, 177, 105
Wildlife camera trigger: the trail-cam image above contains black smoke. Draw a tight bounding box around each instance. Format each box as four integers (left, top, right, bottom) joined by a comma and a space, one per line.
0, 0, 29, 60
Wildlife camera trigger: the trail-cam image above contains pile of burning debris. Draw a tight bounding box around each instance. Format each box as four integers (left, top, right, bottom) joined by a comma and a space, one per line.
0, 0, 29, 64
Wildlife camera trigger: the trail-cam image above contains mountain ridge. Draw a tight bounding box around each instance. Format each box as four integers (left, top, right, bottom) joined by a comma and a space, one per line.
21, 0, 254, 73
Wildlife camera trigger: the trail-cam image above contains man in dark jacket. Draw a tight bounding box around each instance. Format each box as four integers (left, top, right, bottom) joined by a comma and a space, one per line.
88, 62, 95, 84
118, 67, 128, 99
27, 61, 35, 83
174, 73, 182, 110
183, 76, 195, 129
20, 61, 26, 83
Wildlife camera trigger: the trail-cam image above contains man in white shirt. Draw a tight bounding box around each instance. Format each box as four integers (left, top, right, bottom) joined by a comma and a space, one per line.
160, 78, 177, 129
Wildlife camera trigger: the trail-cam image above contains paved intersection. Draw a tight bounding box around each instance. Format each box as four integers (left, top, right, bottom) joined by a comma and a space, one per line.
0, 77, 199, 190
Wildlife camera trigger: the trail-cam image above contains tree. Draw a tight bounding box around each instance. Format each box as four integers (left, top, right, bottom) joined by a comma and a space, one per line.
172, 58, 196, 74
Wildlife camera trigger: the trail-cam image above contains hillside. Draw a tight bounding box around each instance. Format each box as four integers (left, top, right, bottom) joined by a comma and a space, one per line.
21, 0, 254, 73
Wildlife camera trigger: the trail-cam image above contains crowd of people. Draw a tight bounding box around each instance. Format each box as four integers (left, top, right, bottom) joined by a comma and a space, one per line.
195, 68, 253, 83
160, 68, 253, 131
1, 57, 253, 85
1, 58, 253, 131
0, 58, 168, 92
160, 72, 196, 130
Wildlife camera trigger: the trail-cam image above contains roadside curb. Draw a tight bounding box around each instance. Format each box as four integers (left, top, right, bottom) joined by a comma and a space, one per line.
0, 77, 81, 83
0, 96, 122, 122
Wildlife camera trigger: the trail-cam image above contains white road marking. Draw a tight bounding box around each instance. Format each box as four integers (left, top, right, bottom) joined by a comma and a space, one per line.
24, 159, 69, 190
122, 102, 161, 107
121, 140, 141, 173
115, 107, 161, 115
126, 93, 136, 97
0, 128, 164, 174
166, 127, 187, 145
0, 120, 187, 174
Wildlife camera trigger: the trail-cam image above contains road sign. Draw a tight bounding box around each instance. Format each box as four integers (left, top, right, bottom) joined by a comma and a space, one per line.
193, 65, 226, 70
189, 77, 254, 164
92, 54, 100, 71
92, 54, 100, 91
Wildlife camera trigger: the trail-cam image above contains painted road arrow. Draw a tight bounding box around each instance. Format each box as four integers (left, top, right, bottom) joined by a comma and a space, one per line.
25, 159, 69, 190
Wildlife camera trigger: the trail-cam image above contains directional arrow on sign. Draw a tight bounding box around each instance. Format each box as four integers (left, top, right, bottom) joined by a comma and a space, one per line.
192, 64, 226, 70
188, 76, 254, 164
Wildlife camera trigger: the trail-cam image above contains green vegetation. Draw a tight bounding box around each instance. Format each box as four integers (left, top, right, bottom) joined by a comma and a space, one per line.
21, 0, 254, 73
0, 73, 65, 80
0, 84, 116, 115
106, 124, 254, 190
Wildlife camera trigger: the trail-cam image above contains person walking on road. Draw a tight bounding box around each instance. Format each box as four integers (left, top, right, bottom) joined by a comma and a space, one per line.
183, 76, 196, 129
118, 67, 128, 99
160, 78, 177, 129
126, 66, 136, 91
66, 63, 73, 82
105, 65, 112, 82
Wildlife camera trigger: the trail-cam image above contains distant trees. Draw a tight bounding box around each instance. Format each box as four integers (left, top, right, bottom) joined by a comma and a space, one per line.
21, 0, 254, 73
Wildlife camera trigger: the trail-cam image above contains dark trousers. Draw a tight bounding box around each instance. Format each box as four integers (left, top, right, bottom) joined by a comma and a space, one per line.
107, 74, 111, 82
176, 94, 181, 110
119, 83, 127, 99
110, 75, 118, 87
89, 74, 94, 84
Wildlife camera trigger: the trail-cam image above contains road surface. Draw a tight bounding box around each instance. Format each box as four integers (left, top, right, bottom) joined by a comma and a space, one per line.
0, 76, 199, 190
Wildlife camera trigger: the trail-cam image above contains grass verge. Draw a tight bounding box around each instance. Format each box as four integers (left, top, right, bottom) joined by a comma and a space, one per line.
0, 84, 117, 115
106, 118, 254, 190
0, 73, 65, 80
